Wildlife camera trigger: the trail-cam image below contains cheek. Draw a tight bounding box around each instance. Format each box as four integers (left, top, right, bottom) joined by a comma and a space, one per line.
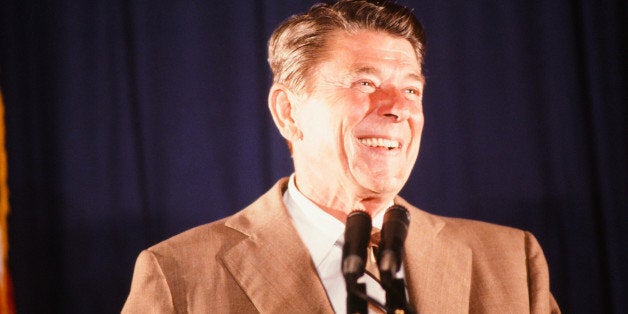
410, 118, 424, 153
409, 97, 424, 115
409, 101, 424, 130
344, 93, 373, 121
300, 90, 372, 144
412, 112, 425, 131
325, 93, 370, 133
298, 104, 343, 149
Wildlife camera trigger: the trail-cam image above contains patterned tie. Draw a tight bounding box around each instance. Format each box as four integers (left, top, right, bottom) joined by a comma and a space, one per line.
365, 228, 386, 313
365, 228, 381, 281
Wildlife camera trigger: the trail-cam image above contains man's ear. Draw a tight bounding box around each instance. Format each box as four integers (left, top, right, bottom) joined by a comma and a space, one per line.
268, 83, 302, 142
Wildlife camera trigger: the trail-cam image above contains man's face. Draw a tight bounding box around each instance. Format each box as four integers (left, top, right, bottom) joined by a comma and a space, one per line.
290, 30, 425, 209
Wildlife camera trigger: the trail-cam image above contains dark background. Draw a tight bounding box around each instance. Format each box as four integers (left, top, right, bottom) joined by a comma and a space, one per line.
1, 1, 625, 313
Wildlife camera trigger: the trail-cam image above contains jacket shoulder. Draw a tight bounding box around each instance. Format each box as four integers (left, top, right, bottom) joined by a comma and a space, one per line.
419, 212, 556, 312
147, 217, 243, 259
441, 216, 526, 242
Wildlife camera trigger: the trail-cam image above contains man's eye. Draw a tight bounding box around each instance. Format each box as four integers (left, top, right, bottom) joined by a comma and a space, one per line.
405, 88, 423, 96
405, 88, 420, 94
355, 80, 376, 92
403, 88, 423, 101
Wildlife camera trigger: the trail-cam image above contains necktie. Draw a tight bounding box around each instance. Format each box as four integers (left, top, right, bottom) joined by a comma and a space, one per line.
365, 228, 386, 313
365, 228, 381, 281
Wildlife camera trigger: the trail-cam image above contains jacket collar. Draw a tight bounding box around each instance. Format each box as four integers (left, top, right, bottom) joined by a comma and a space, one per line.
396, 197, 472, 313
220, 178, 334, 313
220, 178, 471, 313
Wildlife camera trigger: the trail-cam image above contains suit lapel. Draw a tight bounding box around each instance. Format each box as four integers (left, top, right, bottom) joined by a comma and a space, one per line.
218, 182, 472, 313
396, 198, 472, 313
220, 179, 334, 313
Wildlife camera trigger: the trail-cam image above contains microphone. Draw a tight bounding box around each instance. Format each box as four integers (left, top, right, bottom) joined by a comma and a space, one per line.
342, 210, 372, 282
378, 204, 410, 287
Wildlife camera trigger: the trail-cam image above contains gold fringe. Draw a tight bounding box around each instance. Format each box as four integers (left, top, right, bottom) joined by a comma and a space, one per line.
0, 90, 15, 313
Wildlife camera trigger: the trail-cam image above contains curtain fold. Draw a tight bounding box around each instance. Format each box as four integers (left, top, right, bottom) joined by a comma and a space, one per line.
0, 1, 625, 313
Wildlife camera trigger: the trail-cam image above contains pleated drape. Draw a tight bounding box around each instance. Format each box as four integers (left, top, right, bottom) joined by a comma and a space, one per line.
0, 1, 625, 313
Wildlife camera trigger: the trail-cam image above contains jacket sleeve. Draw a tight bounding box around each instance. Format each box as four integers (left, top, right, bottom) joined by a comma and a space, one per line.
525, 231, 561, 314
122, 250, 176, 313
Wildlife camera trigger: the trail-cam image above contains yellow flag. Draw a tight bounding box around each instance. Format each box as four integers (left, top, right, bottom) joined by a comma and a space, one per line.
0, 90, 15, 313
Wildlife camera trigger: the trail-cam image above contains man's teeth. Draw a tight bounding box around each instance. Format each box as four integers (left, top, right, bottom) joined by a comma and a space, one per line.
359, 138, 400, 149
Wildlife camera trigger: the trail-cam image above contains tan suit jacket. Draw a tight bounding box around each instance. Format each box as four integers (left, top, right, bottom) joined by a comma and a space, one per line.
122, 178, 560, 313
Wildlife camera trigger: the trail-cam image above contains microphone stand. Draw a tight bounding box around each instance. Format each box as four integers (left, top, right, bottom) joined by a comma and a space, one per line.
342, 206, 417, 313
383, 278, 414, 314
342, 210, 372, 314
347, 272, 414, 314
346, 281, 368, 314
378, 205, 416, 314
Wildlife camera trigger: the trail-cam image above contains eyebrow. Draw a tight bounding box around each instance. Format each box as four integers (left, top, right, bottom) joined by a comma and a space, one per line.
351, 65, 425, 84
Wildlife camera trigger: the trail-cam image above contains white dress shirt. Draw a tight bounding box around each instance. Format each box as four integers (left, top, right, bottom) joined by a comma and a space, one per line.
283, 174, 403, 313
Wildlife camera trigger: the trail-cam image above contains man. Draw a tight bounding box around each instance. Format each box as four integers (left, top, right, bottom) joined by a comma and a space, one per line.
123, 0, 560, 313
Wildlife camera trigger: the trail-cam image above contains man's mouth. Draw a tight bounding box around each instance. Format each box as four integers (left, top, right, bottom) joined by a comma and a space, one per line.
358, 137, 401, 150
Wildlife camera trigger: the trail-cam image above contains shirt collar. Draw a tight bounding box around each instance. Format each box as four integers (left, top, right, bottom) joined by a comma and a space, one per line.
283, 174, 345, 268
283, 174, 393, 266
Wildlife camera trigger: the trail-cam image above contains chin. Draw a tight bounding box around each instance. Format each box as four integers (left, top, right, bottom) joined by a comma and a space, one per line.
360, 177, 404, 196
351, 166, 409, 194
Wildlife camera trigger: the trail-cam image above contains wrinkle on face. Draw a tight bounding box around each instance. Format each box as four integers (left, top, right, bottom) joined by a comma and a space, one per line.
289, 30, 425, 219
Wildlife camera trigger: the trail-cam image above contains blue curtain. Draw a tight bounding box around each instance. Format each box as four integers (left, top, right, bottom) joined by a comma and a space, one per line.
0, 1, 625, 313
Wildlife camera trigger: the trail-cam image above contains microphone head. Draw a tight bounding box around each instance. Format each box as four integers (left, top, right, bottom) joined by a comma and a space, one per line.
378, 205, 410, 283
382, 205, 410, 241
342, 210, 372, 282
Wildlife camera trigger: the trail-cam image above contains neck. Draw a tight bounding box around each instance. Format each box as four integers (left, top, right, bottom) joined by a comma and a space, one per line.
293, 176, 393, 223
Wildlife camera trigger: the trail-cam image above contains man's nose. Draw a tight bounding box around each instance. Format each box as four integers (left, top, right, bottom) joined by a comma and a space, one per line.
373, 87, 412, 122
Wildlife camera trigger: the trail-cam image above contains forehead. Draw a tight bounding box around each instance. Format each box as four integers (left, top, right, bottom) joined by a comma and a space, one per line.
321, 30, 422, 78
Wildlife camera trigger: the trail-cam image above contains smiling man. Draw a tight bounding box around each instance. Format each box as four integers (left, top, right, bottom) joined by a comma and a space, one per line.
269, 29, 424, 222
123, 1, 560, 313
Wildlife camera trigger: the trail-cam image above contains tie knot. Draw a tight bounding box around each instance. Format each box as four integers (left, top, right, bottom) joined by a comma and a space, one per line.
366, 228, 382, 284
370, 228, 381, 247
